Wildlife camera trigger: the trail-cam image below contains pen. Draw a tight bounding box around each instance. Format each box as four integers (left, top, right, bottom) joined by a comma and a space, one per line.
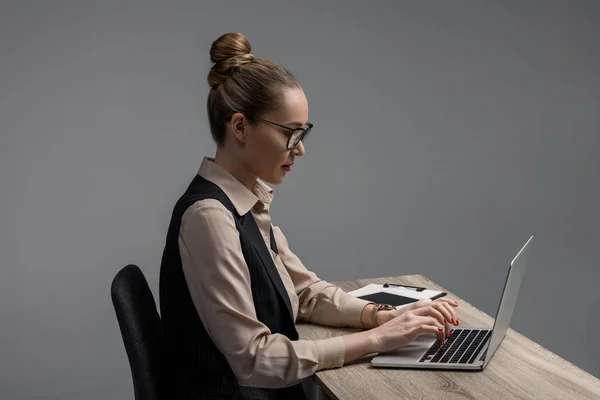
383, 283, 427, 292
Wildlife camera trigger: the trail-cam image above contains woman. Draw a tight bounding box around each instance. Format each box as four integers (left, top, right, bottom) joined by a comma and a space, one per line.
159, 32, 459, 400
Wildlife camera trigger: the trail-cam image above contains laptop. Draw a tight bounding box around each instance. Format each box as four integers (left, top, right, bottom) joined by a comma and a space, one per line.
371, 235, 534, 370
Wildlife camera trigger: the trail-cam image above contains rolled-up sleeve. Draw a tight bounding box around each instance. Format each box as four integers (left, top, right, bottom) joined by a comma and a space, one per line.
271, 226, 372, 329
178, 200, 345, 389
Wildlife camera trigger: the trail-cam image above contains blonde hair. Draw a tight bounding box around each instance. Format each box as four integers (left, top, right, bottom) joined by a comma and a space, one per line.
206, 32, 300, 146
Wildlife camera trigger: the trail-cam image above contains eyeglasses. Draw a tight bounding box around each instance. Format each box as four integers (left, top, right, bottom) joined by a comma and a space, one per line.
250, 115, 313, 150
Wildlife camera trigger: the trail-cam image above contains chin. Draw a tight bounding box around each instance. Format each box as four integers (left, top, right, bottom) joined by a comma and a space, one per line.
262, 173, 285, 186
267, 176, 285, 185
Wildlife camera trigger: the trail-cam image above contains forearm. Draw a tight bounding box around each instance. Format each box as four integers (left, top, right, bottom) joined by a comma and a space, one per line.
297, 283, 375, 328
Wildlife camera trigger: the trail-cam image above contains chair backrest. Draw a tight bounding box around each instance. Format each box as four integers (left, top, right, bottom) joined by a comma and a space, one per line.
111, 264, 161, 400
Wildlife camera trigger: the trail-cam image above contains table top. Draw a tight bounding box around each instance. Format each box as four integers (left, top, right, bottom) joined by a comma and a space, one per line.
296, 275, 600, 400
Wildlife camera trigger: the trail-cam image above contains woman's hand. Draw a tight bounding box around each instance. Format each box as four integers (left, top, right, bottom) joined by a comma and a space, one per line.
373, 298, 460, 353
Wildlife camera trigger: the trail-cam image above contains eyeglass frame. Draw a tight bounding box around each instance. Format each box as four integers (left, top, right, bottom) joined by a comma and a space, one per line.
249, 115, 313, 150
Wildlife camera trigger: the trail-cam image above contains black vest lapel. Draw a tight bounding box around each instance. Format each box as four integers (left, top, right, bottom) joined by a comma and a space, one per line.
242, 214, 295, 323
269, 226, 278, 255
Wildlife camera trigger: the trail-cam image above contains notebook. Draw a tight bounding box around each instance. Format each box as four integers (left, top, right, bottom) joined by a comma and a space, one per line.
348, 283, 446, 309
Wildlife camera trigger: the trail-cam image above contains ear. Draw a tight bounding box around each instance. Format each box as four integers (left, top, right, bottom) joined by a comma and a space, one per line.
230, 112, 249, 144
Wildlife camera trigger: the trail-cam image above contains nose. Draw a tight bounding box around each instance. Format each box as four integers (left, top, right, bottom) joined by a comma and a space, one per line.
293, 140, 305, 156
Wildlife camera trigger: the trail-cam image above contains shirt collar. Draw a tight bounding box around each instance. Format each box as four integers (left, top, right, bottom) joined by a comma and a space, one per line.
198, 157, 274, 215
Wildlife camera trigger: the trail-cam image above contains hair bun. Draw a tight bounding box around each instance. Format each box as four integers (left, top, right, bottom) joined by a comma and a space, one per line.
210, 32, 252, 63
208, 32, 254, 88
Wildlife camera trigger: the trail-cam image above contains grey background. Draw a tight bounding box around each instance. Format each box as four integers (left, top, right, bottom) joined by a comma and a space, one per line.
1, 1, 598, 399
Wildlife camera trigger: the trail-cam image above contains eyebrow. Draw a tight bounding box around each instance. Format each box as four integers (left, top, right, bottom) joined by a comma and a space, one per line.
286, 121, 308, 127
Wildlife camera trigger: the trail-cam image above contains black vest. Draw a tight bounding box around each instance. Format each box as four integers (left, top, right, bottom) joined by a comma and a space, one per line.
159, 175, 306, 400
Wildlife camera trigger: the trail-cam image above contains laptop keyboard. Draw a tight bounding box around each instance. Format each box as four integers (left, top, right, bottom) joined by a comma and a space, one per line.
419, 329, 491, 364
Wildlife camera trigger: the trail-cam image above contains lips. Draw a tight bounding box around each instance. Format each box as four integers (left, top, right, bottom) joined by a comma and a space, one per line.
281, 162, 294, 172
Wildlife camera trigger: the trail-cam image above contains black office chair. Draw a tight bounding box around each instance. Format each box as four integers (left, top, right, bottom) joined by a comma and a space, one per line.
111, 264, 161, 400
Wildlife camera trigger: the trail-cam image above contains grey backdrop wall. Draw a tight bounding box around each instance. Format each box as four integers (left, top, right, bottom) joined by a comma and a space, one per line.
1, 1, 598, 399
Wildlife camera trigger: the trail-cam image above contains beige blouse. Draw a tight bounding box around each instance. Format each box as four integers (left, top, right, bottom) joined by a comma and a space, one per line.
178, 157, 371, 389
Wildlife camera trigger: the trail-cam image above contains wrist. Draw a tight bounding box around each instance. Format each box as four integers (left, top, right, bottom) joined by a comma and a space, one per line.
361, 303, 396, 329
372, 304, 396, 328
367, 328, 383, 354
376, 310, 393, 326
361, 303, 376, 329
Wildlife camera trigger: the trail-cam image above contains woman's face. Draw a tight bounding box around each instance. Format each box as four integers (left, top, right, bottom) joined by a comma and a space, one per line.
243, 87, 309, 185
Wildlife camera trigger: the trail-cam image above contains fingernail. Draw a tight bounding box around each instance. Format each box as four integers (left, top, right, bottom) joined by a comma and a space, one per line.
438, 327, 443, 332
449, 330, 453, 337
443, 319, 447, 324
456, 319, 459, 325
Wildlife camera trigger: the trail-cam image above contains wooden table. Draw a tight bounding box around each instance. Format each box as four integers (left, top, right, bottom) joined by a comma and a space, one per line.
296, 275, 600, 400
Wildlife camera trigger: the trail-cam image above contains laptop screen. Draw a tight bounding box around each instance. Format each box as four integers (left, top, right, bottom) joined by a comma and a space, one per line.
483, 236, 533, 368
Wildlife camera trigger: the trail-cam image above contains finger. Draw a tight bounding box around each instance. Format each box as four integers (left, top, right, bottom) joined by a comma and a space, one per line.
431, 303, 454, 336
434, 298, 460, 308
411, 315, 445, 332
413, 300, 459, 327
434, 302, 457, 327
413, 305, 445, 326
438, 301, 459, 326
430, 319, 447, 345
416, 324, 441, 335
413, 324, 443, 340
411, 319, 446, 344
408, 313, 449, 345
409, 299, 433, 311
438, 327, 446, 344
444, 315, 453, 337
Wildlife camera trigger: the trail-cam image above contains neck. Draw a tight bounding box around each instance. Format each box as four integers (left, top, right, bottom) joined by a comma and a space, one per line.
213, 148, 257, 191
